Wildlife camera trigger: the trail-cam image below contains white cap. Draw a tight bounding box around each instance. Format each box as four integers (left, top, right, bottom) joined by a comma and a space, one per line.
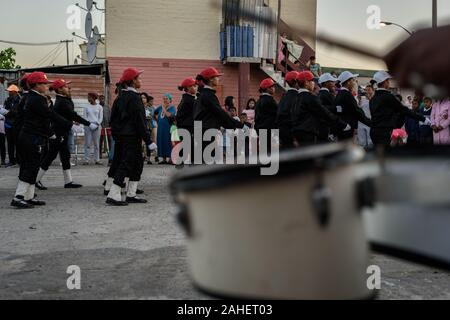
319, 73, 338, 85
373, 71, 392, 84
338, 71, 359, 84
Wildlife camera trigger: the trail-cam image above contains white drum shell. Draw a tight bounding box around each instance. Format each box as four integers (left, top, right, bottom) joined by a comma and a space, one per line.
181, 165, 371, 300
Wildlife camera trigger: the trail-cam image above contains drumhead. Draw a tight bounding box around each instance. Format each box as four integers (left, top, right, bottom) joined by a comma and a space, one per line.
171, 142, 365, 192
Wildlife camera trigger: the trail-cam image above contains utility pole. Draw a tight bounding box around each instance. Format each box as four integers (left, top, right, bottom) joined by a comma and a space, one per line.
60, 40, 74, 65
432, 0, 437, 28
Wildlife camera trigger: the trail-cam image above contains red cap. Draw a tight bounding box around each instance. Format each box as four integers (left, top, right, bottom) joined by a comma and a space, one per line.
297, 71, 315, 82
260, 78, 275, 90
120, 68, 144, 83
51, 79, 72, 90
27, 72, 53, 85
21, 73, 30, 82
180, 77, 197, 88
285, 71, 300, 84
200, 67, 223, 80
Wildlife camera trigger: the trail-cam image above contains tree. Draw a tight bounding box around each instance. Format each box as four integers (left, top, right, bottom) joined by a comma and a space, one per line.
0, 48, 21, 69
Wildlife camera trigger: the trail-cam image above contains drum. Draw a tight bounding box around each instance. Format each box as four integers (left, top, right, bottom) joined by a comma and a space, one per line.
171, 143, 373, 300
363, 146, 450, 270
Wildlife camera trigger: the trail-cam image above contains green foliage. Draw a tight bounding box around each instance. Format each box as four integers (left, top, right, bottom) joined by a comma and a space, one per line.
0, 48, 21, 69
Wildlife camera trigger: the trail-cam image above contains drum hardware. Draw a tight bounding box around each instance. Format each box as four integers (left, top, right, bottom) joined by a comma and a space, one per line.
356, 177, 376, 210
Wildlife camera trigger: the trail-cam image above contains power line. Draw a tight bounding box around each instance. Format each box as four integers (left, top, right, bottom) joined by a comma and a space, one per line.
31, 44, 62, 67
0, 39, 61, 46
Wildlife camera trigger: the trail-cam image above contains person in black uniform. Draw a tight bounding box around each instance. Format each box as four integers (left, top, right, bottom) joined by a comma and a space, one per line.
106, 68, 153, 206
370, 71, 427, 146
35, 79, 97, 190
255, 78, 279, 152
318, 73, 339, 142
277, 71, 299, 150
176, 77, 198, 165
291, 71, 351, 146
194, 67, 242, 163
11, 72, 72, 209
334, 71, 372, 141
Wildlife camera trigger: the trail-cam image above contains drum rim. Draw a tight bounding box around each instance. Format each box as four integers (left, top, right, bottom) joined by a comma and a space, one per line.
171, 142, 364, 193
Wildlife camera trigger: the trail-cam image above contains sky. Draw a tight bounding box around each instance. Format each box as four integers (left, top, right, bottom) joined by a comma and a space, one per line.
1, 0, 450, 70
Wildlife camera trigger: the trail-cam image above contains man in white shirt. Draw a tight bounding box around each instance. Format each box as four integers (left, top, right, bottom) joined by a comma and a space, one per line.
83, 93, 103, 165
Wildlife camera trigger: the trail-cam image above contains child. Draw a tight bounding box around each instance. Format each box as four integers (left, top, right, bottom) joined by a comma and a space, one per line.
170, 118, 181, 166
419, 97, 434, 145
405, 98, 421, 146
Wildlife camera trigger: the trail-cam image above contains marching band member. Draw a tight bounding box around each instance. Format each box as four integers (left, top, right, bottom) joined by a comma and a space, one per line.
106, 68, 153, 206
370, 71, 427, 146
318, 73, 339, 142
277, 71, 299, 149
334, 71, 372, 141
11, 72, 72, 209
255, 78, 278, 152
35, 79, 96, 190
291, 71, 350, 146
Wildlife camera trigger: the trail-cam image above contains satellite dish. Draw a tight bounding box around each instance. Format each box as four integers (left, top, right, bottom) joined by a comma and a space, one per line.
85, 12, 93, 39
92, 26, 101, 38
87, 38, 98, 63
86, 0, 93, 11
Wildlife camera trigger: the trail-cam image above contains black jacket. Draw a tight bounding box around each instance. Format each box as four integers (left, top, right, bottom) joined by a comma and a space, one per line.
14, 92, 28, 132
334, 89, 371, 130
370, 89, 425, 129
176, 93, 196, 130
318, 88, 338, 139
255, 94, 278, 130
291, 90, 347, 137
277, 89, 298, 131
110, 89, 152, 145
52, 95, 90, 137
22, 90, 72, 138
194, 87, 241, 130
4, 95, 21, 126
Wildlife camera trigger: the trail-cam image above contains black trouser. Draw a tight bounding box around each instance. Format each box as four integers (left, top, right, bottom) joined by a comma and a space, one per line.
5, 127, 17, 164
40, 135, 71, 171
370, 128, 392, 147
0, 133, 6, 163
18, 132, 47, 185
293, 131, 317, 147
337, 130, 355, 141
279, 126, 294, 150
112, 137, 142, 187
179, 127, 194, 164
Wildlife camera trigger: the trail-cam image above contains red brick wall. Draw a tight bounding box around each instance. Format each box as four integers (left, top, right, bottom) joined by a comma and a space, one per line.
108, 57, 282, 112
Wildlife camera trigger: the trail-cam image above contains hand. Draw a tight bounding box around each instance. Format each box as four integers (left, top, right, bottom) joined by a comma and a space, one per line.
49, 135, 57, 140
148, 143, 158, 151
0, 107, 9, 116
89, 123, 99, 131
424, 118, 432, 126
0, 114, 4, 121
343, 124, 352, 132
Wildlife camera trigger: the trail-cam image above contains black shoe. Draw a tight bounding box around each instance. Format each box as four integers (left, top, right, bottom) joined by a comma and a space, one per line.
136, 189, 144, 195
11, 199, 34, 209
104, 190, 109, 196
175, 163, 185, 169
158, 160, 167, 165
147, 160, 153, 165
36, 181, 48, 191
102, 180, 106, 187
126, 197, 148, 204
26, 199, 46, 206
65, 182, 83, 189
106, 198, 129, 206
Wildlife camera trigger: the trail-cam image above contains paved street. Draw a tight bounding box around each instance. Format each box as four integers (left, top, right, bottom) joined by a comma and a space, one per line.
0, 163, 449, 300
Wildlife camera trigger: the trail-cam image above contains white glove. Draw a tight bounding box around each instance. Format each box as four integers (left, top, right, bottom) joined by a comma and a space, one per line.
0, 107, 9, 116
148, 143, 158, 151
424, 118, 432, 126
0, 114, 4, 121
343, 124, 352, 132
49, 135, 57, 140
89, 123, 99, 131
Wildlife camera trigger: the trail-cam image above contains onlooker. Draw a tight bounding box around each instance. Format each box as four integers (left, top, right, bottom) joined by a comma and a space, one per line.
405, 98, 421, 146
419, 97, 434, 145
99, 94, 112, 160
224, 96, 235, 112
155, 93, 176, 164
431, 98, 450, 145
357, 85, 374, 149
242, 98, 256, 126
0, 112, 6, 165
0, 76, 7, 106
141, 92, 155, 164
83, 93, 103, 165
229, 106, 239, 121
306, 56, 322, 79
4, 85, 21, 166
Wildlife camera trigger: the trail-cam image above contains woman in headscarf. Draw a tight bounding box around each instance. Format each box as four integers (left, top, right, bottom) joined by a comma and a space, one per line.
155, 93, 176, 164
